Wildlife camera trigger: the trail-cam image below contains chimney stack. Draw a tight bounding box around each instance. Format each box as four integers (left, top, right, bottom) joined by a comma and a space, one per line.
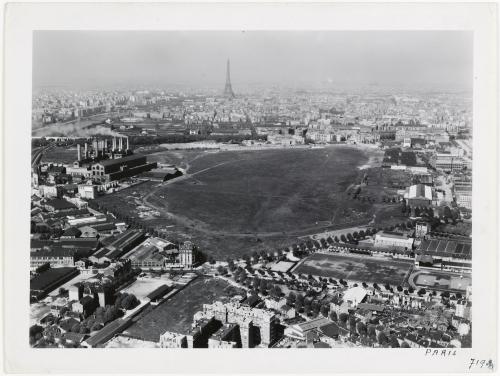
77, 144, 81, 161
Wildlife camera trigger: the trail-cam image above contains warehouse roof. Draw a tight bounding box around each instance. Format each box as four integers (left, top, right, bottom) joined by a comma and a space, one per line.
84, 319, 129, 347
343, 286, 368, 305
31, 248, 77, 258
405, 184, 433, 201
62, 227, 82, 237
146, 284, 171, 301
96, 154, 146, 167
295, 317, 331, 332
45, 198, 77, 211
30, 267, 79, 292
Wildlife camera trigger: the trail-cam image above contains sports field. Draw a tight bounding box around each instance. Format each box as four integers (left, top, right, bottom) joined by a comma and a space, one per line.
409, 270, 471, 293
293, 252, 414, 286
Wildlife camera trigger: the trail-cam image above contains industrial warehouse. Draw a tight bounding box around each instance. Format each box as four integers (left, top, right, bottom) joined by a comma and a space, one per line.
31, 135, 157, 200
68, 136, 157, 183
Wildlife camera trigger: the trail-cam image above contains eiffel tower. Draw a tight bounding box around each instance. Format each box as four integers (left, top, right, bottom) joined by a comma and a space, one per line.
223, 58, 236, 99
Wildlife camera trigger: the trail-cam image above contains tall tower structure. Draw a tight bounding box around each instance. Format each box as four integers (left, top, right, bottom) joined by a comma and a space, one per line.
223, 59, 235, 99
179, 241, 193, 268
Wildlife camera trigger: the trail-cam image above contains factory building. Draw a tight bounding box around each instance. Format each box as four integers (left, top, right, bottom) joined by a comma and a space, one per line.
403, 184, 435, 207
90, 154, 157, 182
431, 153, 465, 172
90, 230, 145, 263
75, 136, 131, 163
78, 184, 98, 199
30, 248, 77, 270
179, 241, 194, 268
120, 239, 195, 270
69, 136, 156, 183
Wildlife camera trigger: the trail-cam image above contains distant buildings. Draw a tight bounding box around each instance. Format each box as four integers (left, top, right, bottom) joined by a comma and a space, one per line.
267, 134, 305, 146
432, 153, 466, 172
453, 176, 472, 210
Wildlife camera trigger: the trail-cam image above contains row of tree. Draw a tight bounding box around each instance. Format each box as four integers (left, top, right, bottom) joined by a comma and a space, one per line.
129, 133, 266, 146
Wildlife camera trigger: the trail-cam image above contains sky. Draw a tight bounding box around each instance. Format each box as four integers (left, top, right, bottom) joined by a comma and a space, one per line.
33, 31, 473, 91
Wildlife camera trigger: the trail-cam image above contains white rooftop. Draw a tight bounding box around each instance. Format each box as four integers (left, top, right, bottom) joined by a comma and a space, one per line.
342, 286, 368, 306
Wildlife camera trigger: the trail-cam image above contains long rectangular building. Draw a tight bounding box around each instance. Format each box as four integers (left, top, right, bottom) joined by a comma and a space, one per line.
91, 154, 157, 182
90, 229, 145, 263
30, 267, 79, 301
30, 248, 77, 270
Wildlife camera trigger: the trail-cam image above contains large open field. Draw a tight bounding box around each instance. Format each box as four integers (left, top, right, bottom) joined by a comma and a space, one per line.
156, 147, 368, 233
95, 146, 409, 259
124, 276, 245, 342
293, 252, 414, 286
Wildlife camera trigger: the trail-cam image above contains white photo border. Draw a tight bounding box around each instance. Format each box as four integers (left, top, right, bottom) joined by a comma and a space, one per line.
3, 2, 498, 374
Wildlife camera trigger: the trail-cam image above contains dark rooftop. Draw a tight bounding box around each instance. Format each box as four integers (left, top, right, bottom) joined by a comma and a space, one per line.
62, 227, 82, 237
44, 198, 77, 211
31, 248, 77, 258
96, 154, 146, 167
30, 267, 79, 292
84, 319, 129, 347
146, 284, 171, 301
319, 322, 340, 339
57, 238, 99, 249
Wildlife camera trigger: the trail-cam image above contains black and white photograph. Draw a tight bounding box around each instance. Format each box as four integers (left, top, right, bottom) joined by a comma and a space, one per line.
28, 30, 476, 350
2, 2, 498, 374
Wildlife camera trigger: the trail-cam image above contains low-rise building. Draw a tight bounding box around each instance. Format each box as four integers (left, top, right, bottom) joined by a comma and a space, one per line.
284, 317, 331, 341
90, 154, 157, 182
404, 184, 434, 207
30, 248, 77, 270
89, 230, 145, 263
30, 267, 80, 301
374, 231, 414, 250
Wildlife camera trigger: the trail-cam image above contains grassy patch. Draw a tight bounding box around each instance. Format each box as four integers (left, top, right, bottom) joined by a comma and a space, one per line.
124, 276, 245, 342
294, 252, 413, 286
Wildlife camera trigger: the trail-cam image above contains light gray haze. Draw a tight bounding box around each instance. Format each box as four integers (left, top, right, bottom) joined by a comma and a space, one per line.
33, 31, 472, 91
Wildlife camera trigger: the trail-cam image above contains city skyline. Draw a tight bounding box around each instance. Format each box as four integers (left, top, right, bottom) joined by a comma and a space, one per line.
33, 31, 472, 91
